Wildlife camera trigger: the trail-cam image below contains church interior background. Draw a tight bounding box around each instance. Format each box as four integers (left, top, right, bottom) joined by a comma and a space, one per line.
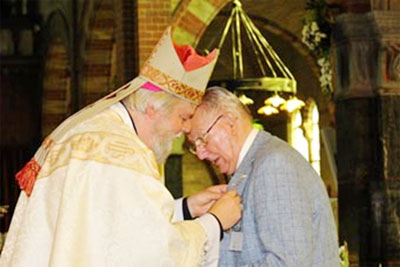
0, 0, 399, 265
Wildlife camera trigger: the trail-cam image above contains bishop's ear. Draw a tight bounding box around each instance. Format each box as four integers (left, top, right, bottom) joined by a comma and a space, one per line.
145, 101, 157, 119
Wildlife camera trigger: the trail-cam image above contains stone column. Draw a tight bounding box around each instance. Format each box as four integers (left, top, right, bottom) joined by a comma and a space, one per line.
333, 10, 400, 266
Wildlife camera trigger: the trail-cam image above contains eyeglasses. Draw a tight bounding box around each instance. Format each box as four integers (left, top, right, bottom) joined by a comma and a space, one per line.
189, 115, 223, 155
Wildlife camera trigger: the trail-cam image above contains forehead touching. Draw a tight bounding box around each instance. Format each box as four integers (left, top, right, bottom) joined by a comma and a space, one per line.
173, 99, 196, 116
188, 104, 218, 139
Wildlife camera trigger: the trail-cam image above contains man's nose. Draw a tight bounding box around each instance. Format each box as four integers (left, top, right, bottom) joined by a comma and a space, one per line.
195, 146, 207, 160
182, 119, 192, 133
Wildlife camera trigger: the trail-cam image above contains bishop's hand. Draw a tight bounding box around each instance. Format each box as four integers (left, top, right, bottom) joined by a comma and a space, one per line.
186, 184, 228, 217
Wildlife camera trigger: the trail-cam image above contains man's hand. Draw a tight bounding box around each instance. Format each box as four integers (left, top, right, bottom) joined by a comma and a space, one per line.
209, 190, 242, 230
187, 184, 228, 217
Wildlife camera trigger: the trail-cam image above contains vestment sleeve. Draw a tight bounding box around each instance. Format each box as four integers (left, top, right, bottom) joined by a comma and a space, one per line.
172, 199, 220, 266
196, 214, 221, 266
173, 197, 184, 222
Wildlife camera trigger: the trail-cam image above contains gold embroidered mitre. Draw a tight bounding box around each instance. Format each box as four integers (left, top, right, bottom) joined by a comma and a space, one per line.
139, 27, 219, 104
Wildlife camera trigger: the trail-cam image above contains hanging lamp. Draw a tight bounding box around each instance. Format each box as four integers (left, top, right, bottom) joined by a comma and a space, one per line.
211, 0, 304, 115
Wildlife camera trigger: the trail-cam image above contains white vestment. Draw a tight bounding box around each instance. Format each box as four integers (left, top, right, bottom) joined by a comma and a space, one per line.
0, 103, 219, 267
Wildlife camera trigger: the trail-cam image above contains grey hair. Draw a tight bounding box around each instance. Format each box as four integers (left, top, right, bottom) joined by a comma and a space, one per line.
122, 88, 183, 114
201, 86, 252, 121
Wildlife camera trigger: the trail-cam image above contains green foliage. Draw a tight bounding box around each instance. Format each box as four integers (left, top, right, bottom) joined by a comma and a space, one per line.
339, 241, 349, 267
252, 119, 264, 130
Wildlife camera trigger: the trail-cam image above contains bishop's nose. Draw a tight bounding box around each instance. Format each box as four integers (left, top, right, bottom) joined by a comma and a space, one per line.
182, 119, 192, 134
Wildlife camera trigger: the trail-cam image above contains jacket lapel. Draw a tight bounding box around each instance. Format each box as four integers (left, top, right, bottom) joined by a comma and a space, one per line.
228, 131, 268, 195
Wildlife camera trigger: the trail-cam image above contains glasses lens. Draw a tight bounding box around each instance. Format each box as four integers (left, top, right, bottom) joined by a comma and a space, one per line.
189, 138, 207, 155
188, 144, 197, 155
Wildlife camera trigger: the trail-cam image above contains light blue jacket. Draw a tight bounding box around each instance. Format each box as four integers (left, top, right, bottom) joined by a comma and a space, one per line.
219, 131, 339, 266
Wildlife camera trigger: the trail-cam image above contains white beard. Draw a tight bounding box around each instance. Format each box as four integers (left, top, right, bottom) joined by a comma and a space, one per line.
151, 133, 174, 164
150, 126, 182, 164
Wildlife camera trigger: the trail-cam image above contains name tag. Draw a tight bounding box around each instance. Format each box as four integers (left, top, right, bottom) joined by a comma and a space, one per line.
229, 231, 243, 251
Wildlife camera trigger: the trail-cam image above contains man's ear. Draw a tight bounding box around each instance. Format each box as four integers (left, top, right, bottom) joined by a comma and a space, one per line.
145, 101, 156, 119
224, 112, 238, 134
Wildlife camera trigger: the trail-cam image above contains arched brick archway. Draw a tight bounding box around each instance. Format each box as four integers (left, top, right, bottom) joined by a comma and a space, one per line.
171, 0, 331, 127
172, 0, 319, 78
172, 0, 229, 45
42, 11, 71, 137
172, 0, 326, 117
170, 0, 329, 127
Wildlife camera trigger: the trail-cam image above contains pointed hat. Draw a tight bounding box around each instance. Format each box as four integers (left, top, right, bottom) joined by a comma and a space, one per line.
139, 27, 219, 104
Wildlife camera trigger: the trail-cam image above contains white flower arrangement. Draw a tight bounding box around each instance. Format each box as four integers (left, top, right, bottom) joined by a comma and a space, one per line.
301, 0, 333, 95
301, 21, 327, 51
317, 56, 333, 94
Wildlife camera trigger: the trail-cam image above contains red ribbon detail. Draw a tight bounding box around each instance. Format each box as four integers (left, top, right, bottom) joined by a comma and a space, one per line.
173, 43, 217, 71
15, 158, 41, 197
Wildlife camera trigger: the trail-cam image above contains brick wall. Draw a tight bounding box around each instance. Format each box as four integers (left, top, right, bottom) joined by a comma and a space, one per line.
82, 1, 115, 106
42, 39, 70, 136
172, 0, 230, 45
114, 0, 137, 84
137, 0, 171, 67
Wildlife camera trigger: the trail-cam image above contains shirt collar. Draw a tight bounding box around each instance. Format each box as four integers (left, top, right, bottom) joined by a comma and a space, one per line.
109, 102, 135, 131
236, 128, 259, 169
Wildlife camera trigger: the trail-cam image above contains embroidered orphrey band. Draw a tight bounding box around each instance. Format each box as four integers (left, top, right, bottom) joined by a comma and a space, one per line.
140, 64, 203, 104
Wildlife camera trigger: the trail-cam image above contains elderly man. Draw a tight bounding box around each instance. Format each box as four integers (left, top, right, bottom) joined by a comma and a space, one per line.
187, 87, 339, 266
0, 28, 241, 267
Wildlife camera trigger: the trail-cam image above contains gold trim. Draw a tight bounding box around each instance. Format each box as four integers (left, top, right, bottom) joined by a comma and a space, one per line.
38, 132, 160, 181
140, 64, 203, 104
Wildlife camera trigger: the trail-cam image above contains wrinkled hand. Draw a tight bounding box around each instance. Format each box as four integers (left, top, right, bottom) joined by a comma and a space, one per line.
209, 190, 242, 230
187, 184, 228, 217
